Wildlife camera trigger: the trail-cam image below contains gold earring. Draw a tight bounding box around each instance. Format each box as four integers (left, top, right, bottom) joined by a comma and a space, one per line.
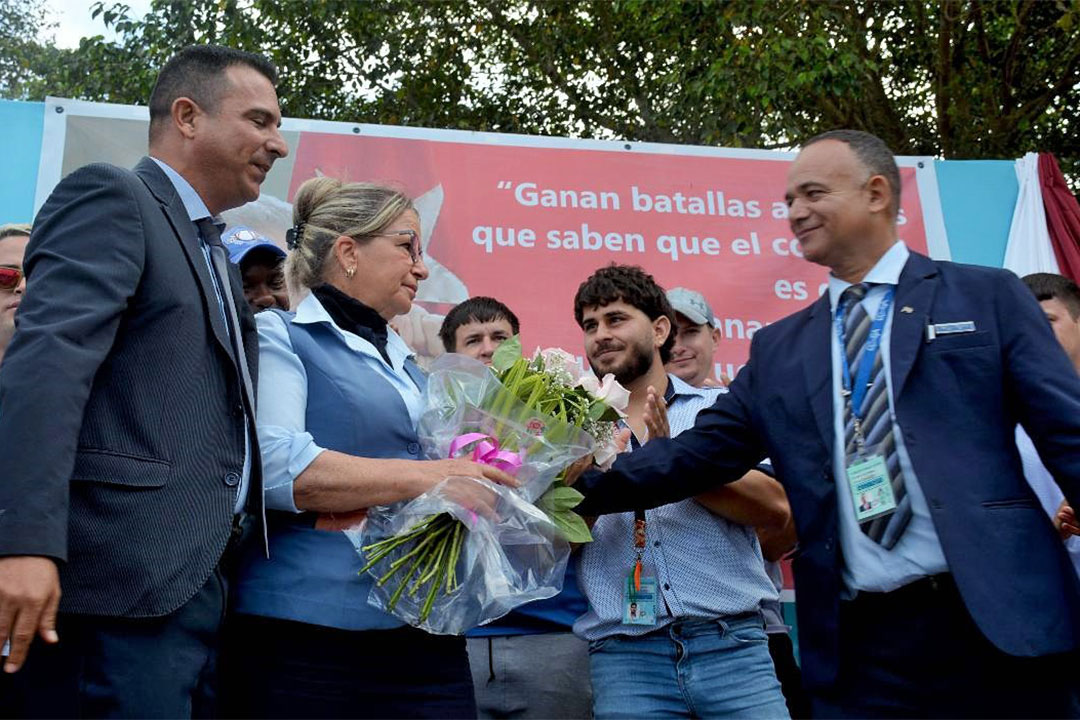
346, 267, 356, 278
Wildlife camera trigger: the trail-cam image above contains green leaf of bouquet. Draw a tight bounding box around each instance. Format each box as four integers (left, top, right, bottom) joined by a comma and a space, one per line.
537, 485, 585, 513
492, 334, 523, 373
550, 509, 593, 543
587, 400, 608, 421
597, 406, 622, 423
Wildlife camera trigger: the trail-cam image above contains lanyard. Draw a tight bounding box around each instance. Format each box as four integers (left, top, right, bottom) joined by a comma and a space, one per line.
835, 286, 894, 422
626, 379, 675, 592
632, 513, 646, 591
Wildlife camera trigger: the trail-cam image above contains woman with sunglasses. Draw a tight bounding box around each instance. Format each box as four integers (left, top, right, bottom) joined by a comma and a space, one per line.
0, 224, 30, 366
222, 177, 516, 719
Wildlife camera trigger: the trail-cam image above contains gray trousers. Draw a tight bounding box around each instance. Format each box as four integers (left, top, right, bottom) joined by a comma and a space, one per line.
467, 632, 593, 719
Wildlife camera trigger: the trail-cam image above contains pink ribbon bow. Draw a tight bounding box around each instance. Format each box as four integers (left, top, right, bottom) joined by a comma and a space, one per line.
449, 433, 523, 476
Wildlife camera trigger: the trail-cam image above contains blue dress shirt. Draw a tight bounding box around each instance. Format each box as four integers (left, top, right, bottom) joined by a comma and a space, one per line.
827, 241, 948, 593
574, 375, 777, 641
151, 157, 251, 514
1016, 426, 1080, 578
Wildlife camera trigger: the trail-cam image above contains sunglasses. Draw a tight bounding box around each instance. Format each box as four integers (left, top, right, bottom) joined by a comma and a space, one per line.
0, 265, 23, 291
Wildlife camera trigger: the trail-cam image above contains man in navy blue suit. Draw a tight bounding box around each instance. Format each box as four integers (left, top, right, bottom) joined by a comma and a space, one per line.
575, 130, 1080, 717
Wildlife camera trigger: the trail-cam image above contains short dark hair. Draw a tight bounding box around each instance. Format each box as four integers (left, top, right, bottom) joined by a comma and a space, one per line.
804, 129, 902, 218
149, 45, 278, 142
1023, 272, 1080, 319
573, 264, 675, 363
439, 296, 521, 352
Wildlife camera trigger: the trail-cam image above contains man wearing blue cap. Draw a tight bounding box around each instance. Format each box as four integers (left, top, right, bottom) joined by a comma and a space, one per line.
222, 226, 288, 312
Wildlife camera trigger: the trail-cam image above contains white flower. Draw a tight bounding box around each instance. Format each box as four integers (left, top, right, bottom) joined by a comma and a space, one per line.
593, 437, 621, 470
577, 372, 630, 417
536, 347, 585, 385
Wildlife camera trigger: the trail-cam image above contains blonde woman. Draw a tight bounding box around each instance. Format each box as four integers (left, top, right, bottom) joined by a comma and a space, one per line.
224, 177, 515, 718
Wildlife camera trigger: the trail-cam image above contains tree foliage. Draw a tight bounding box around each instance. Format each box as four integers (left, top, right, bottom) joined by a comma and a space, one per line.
2, 0, 1079, 184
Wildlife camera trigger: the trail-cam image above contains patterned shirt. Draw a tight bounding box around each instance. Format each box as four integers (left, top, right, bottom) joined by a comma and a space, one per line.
574, 375, 778, 641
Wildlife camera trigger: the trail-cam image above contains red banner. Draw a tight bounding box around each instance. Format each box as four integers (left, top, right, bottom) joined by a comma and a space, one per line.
291, 132, 930, 374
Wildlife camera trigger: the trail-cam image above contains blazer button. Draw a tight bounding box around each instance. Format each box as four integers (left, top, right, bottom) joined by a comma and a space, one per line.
824, 538, 835, 552
407, 443, 420, 455
224, 471, 241, 487
233, 403, 244, 417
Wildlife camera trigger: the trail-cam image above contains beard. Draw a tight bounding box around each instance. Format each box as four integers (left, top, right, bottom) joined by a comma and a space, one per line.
589, 336, 655, 386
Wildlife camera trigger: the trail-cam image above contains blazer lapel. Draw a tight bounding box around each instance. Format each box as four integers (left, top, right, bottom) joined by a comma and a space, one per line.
890, 253, 939, 399
134, 157, 236, 364
802, 295, 835, 451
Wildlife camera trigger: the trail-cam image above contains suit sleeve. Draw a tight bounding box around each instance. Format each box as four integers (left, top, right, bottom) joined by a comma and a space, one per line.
576, 339, 768, 516
998, 271, 1080, 511
0, 164, 147, 560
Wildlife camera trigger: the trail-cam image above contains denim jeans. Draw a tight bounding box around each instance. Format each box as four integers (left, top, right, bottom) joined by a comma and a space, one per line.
589, 614, 790, 719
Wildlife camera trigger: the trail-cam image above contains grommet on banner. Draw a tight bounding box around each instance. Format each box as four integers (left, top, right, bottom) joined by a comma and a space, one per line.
918, 161, 924, 168
352, 126, 361, 134
55, 106, 64, 114
624, 143, 631, 150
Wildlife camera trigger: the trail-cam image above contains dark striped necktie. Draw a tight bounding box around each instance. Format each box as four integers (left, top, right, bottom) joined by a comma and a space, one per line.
840, 283, 912, 549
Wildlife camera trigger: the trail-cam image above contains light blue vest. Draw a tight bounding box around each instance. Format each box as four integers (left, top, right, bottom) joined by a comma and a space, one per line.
234, 314, 427, 631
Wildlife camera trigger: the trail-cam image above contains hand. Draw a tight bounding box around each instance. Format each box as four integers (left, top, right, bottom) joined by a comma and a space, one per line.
0, 556, 61, 673
1054, 501, 1079, 540
441, 475, 502, 521
642, 386, 669, 443
419, 458, 520, 493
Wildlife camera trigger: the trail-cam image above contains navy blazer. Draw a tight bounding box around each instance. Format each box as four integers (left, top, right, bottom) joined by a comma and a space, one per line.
578, 252, 1080, 689
0, 158, 263, 617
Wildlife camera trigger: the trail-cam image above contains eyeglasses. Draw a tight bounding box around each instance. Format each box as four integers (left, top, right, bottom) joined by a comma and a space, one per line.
0, 265, 23, 291
381, 230, 423, 264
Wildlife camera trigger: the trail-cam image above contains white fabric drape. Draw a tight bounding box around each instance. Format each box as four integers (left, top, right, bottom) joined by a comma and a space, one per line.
1003, 152, 1059, 276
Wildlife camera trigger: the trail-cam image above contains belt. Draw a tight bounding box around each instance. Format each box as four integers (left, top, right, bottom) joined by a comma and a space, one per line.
845, 573, 957, 611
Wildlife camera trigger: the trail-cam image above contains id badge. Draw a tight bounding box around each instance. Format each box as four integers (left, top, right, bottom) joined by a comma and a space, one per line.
623, 570, 657, 626
846, 445, 897, 522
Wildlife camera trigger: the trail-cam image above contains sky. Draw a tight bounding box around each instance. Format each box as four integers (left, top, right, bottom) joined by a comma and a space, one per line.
40, 0, 154, 49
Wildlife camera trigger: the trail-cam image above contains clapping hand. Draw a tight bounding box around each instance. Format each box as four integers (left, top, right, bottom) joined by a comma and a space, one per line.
642, 385, 669, 443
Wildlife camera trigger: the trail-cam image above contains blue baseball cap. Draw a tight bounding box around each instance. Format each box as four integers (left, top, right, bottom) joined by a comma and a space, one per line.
221, 226, 286, 266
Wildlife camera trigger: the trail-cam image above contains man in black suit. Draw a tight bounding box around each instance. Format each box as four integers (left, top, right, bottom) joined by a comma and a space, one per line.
576, 130, 1080, 717
0, 45, 288, 716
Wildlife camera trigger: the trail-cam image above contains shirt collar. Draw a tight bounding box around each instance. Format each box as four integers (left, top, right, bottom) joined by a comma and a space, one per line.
150, 157, 223, 229
828, 240, 910, 312
292, 292, 413, 369
665, 373, 718, 403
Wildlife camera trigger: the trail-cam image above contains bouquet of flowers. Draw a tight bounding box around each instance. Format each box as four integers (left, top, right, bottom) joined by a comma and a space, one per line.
346, 337, 628, 634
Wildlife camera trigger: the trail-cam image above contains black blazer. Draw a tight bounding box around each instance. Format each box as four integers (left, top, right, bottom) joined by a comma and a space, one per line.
578, 252, 1080, 689
0, 157, 263, 617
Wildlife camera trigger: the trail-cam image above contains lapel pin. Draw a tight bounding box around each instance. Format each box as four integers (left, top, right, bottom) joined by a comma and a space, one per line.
900, 306, 914, 314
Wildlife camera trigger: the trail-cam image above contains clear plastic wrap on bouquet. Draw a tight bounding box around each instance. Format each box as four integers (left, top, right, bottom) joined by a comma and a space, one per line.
346, 353, 596, 635
346, 476, 568, 635
419, 354, 596, 503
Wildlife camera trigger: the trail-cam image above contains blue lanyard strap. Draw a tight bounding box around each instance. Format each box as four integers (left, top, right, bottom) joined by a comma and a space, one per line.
835, 286, 894, 420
